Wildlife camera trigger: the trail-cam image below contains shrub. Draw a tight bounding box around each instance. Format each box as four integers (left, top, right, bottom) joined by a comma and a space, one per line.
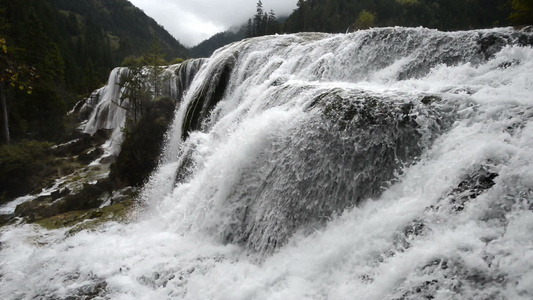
0, 140, 53, 202
110, 96, 175, 189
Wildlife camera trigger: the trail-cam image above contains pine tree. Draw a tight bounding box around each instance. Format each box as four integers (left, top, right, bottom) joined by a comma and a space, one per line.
117, 34, 167, 125
246, 18, 254, 38
254, 1, 265, 36
510, 0, 533, 25
117, 57, 150, 124
266, 10, 280, 35
142, 34, 166, 97
295, 0, 311, 32
247, 2, 280, 37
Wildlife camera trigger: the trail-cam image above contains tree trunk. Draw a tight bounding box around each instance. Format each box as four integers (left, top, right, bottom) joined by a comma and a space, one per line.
1, 82, 10, 145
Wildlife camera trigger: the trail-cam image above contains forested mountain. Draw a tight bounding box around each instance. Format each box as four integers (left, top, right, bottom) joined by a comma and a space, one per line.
190, 27, 246, 58
49, 0, 189, 63
283, 0, 514, 33
0, 0, 188, 143
190, 1, 283, 58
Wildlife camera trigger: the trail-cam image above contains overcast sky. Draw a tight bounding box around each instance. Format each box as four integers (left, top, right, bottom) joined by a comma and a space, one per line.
128, 0, 297, 47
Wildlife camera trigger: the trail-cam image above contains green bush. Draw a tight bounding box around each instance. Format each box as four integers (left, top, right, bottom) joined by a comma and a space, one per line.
0, 140, 53, 202
110, 96, 175, 189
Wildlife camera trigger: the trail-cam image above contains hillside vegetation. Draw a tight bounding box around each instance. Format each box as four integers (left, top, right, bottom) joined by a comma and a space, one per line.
283, 0, 514, 33
0, 0, 188, 144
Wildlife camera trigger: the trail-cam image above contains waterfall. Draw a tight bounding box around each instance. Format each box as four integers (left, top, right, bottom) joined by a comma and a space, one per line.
78, 59, 207, 158
1, 27, 533, 299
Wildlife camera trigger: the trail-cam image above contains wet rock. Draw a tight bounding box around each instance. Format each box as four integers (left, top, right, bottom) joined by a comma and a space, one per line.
64, 279, 107, 300
394, 219, 427, 252
420, 95, 441, 105
394, 279, 439, 300
427, 165, 499, 213
50, 190, 61, 200
449, 167, 498, 211
108, 186, 138, 205
15, 179, 110, 223
520, 25, 533, 33
78, 147, 104, 165
60, 188, 71, 197
182, 53, 236, 139
497, 59, 520, 70
14, 197, 52, 221
34, 187, 137, 231
478, 33, 507, 60
393, 255, 506, 299
0, 213, 15, 226
50, 129, 111, 158
50, 188, 70, 200
271, 76, 288, 86
99, 155, 116, 165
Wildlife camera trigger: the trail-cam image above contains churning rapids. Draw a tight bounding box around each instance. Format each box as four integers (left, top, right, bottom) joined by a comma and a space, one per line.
2, 27, 533, 299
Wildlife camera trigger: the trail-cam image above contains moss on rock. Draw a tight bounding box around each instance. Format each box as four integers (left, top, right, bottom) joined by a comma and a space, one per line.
36, 197, 135, 232
15, 178, 111, 223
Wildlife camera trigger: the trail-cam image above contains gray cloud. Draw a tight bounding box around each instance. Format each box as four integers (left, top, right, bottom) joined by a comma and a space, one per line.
129, 0, 297, 47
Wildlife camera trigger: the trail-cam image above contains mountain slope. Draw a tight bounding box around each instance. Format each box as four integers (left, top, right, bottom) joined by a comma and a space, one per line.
283, 0, 512, 33
48, 0, 189, 61
0, 0, 188, 143
190, 27, 246, 58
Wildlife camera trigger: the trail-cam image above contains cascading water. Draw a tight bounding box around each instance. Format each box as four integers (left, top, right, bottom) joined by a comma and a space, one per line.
77, 59, 207, 159
1, 27, 533, 299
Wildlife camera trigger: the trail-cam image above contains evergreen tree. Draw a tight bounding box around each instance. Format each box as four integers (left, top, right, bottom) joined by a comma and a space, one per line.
286, 0, 311, 32
266, 10, 280, 35
254, 1, 265, 36
117, 56, 149, 124
510, 0, 533, 25
245, 1, 281, 38
117, 34, 167, 125
246, 18, 254, 38
0, 37, 38, 144
142, 34, 166, 98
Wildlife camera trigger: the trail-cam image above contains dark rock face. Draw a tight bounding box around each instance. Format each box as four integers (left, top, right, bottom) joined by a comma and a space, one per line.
0, 213, 15, 226
218, 90, 455, 253
50, 129, 111, 160
78, 148, 105, 165
171, 58, 207, 104
182, 53, 236, 140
